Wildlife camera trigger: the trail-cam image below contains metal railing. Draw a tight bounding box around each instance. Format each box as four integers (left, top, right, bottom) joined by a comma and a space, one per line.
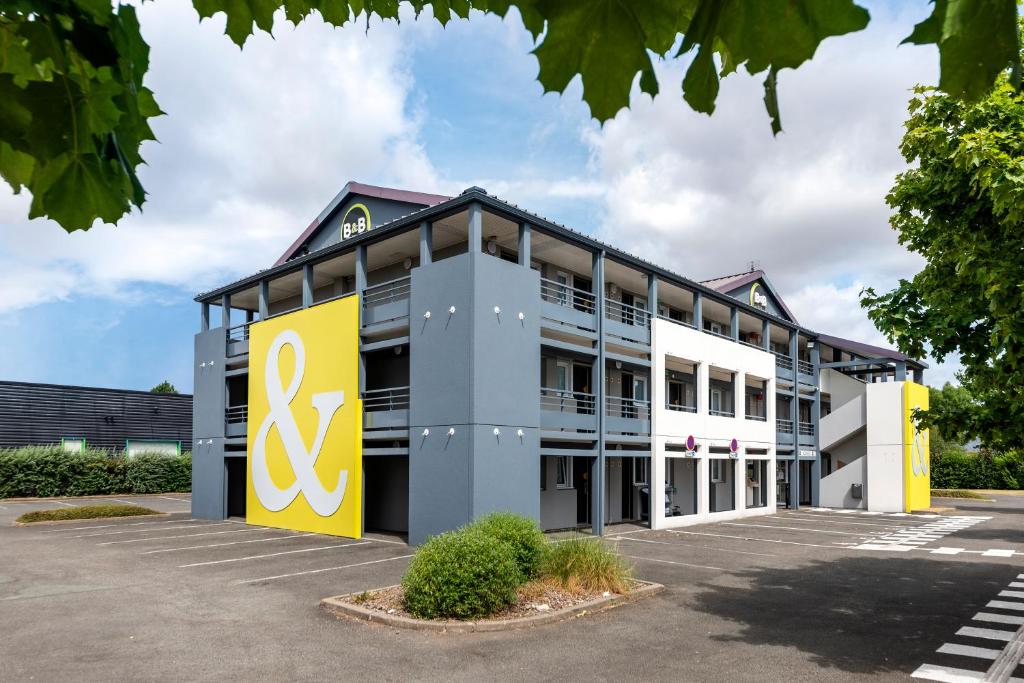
605, 396, 651, 420
798, 421, 815, 436
797, 359, 814, 375
704, 325, 733, 340
746, 413, 768, 422
540, 388, 596, 414
362, 276, 411, 308
777, 418, 794, 434
774, 353, 794, 371
709, 408, 735, 417
604, 299, 651, 328
665, 402, 697, 413
226, 322, 251, 343
225, 405, 248, 424
540, 278, 596, 314
657, 313, 695, 329
361, 386, 410, 412
740, 339, 765, 350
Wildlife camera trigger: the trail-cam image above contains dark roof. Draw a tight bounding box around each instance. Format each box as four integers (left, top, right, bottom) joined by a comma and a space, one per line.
273, 181, 450, 266
0, 379, 192, 398
816, 333, 926, 368
701, 269, 799, 323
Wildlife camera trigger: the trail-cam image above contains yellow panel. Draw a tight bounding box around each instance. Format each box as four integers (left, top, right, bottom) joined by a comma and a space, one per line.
246, 296, 362, 538
903, 381, 930, 512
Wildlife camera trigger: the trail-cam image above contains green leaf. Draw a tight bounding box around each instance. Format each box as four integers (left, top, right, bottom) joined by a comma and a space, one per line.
763, 67, 780, 135
0, 141, 35, 193
193, 0, 281, 46
29, 154, 129, 230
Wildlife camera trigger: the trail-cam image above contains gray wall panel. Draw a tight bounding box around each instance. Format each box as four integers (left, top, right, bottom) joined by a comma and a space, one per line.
190, 438, 225, 519
193, 328, 226, 440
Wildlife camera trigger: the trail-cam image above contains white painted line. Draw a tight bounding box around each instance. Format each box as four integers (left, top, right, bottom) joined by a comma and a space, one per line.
854, 544, 915, 552
51, 500, 78, 507
99, 527, 273, 546
861, 511, 884, 516
911, 663, 985, 682
932, 548, 965, 555
156, 497, 191, 503
974, 612, 1024, 626
111, 499, 140, 506
179, 541, 372, 568
985, 550, 1016, 558
956, 626, 1017, 642
360, 536, 407, 546
999, 590, 1024, 599
237, 553, 414, 584
613, 535, 776, 557
624, 555, 733, 572
142, 533, 316, 554
72, 522, 232, 538
666, 529, 837, 549
1009, 582, 1024, 589
936, 643, 1001, 660
835, 509, 857, 514
781, 513, 923, 529
988, 601, 1024, 612
721, 522, 864, 536
40, 519, 200, 533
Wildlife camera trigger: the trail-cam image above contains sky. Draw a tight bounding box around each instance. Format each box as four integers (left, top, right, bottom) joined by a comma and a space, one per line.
0, 0, 959, 393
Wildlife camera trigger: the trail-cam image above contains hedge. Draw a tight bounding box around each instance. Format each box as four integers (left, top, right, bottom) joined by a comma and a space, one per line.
930, 449, 1024, 490
0, 445, 191, 498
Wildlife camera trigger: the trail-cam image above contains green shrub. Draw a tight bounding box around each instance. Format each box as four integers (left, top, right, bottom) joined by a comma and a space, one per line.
17, 503, 161, 523
931, 449, 1024, 490
543, 537, 632, 594
468, 512, 548, 580
0, 445, 192, 498
402, 529, 520, 620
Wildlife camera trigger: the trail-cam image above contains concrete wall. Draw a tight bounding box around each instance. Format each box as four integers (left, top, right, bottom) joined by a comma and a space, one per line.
819, 454, 867, 509
540, 456, 576, 530
192, 328, 228, 520
865, 382, 905, 512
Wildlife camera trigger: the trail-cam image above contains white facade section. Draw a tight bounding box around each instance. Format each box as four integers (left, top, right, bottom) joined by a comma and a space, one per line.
650, 318, 777, 530
865, 382, 905, 513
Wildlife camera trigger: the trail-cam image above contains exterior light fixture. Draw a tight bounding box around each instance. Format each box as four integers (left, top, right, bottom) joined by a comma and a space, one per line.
423, 310, 431, 319
447, 427, 455, 437
422, 428, 430, 437
448, 305, 456, 315
493, 306, 501, 315
518, 312, 524, 321
516, 429, 524, 439
493, 427, 500, 436
403, 257, 413, 270
486, 238, 498, 255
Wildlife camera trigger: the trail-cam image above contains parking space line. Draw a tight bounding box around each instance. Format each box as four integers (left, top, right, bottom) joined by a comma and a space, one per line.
111, 499, 140, 506
51, 500, 78, 507
39, 519, 200, 533
956, 626, 1017, 642
98, 527, 275, 546
237, 553, 414, 584
156, 497, 191, 503
179, 541, 372, 568
142, 533, 317, 554
611, 535, 776, 557
722, 522, 866, 536
72, 522, 233, 538
779, 513, 925, 529
666, 529, 838, 549
911, 663, 986, 682
624, 554, 733, 572
936, 643, 1001, 660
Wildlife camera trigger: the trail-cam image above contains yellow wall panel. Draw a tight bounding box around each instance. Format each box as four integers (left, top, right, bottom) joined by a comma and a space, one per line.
903, 381, 930, 512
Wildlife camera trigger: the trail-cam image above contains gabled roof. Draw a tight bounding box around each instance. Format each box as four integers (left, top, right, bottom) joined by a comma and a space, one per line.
700, 269, 798, 323
273, 181, 450, 266
816, 333, 925, 367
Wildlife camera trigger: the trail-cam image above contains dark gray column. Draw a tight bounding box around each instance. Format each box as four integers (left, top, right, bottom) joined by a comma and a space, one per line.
913, 367, 923, 384
762, 319, 770, 351
355, 244, 367, 396
201, 302, 210, 332
693, 291, 703, 329
647, 273, 658, 318
730, 306, 739, 340
302, 264, 314, 308
419, 221, 432, 265
518, 223, 531, 266
810, 339, 821, 507
789, 329, 800, 510
221, 294, 231, 328
895, 361, 907, 382
592, 250, 606, 535
246, 310, 254, 323
258, 280, 269, 320
468, 202, 483, 252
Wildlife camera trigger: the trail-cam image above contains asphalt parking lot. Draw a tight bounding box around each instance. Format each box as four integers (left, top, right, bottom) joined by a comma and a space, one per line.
1, 494, 1022, 682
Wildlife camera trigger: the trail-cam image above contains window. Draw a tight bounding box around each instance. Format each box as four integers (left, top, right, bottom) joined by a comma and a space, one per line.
61, 437, 86, 453
125, 440, 181, 457
710, 459, 725, 483
632, 458, 649, 485
710, 388, 722, 413
540, 459, 547, 491
556, 456, 573, 489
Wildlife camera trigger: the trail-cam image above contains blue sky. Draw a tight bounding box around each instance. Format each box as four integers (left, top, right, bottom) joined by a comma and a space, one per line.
0, 1, 959, 393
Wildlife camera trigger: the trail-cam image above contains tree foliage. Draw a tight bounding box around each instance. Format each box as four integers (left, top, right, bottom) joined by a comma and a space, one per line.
1, 0, 1020, 232
862, 35, 1024, 452
150, 380, 178, 394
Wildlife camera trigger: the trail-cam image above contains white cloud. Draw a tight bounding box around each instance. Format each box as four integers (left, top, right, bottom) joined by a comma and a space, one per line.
0, 2, 441, 312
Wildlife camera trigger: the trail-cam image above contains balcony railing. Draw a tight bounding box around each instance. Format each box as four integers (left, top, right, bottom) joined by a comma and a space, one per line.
541, 388, 596, 414
363, 276, 411, 307
709, 408, 735, 417
226, 405, 248, 424
774, 353, 793, 371
540, 278, 595, 314
746, 413, 767, 422
777, 418, 794, 434
666, 402, 697, 413
798, 421, 815, 436
361, 386, 410, 412
226, 322, 250, 343
657, 313, 695, 329
604, 299, 651, 328
605, 396, 651, 421
704, 325, 733, 341
798, 359, 814, 375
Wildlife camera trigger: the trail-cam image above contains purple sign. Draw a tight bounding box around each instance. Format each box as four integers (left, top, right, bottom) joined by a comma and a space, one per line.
686, 435, 696, 451
730, 438, 739, 453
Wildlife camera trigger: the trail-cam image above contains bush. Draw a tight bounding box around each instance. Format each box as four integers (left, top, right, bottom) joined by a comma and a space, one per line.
0, 445, 192, 498
468, 512, 548, 580
543, 537, 632, 594
402, 529, 520, 620
17, 503, 161, 523
931, 449, 1024, 490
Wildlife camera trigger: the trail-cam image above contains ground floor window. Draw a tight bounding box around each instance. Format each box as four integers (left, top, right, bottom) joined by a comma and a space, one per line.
709, 457, 735, 512
745, 460, 768, 508
125, 440, 181, 457
61, 437, 86, 452
556, 456, 573, 489
632, 457, 649, 485
666, 457, 698, 516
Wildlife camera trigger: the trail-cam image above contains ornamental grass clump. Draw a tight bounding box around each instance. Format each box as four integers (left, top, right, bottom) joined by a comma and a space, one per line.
17, 503, 160, 523
402, 529, 520, 620
543, 537, 632, 594
467, 512, 549, 581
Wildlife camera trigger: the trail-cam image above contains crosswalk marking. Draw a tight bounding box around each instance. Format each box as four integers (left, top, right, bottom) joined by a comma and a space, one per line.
936, 643, 1002, 660
955, 626, 1017, 642
974, 612, 1024, 626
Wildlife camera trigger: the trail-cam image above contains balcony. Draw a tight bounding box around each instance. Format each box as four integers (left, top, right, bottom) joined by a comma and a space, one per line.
709, 408, 735, 418
226, 323, 250, 358
362, 277, 410, 331
361, 386, 410, 430
225, 405, 247, 438
797, 358, 816, 384
746, 412, 767, 422
540, 388, 598, 433
657, 313, 695, 330
798, 420, 816, 446
665, 401, 697, 413
774, 351, 793, 379
540, 278, 597, 334
604, 299, 651, 346
776, 418, 795, 445
605, 396, 651, 435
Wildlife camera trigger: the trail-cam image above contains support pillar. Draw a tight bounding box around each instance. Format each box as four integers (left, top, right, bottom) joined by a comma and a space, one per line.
789, 329, 800, 510
693, 291, 703, 330
220, 294, 231, 329
258, 280, 269, 319
201, 302, 210, 332
468, 202, 483, 253
302, 264, 313, 308
419, 221, 432, 265
518, 223, 531, 266
592, 250, 606, 535
810, 340, 821, 507
730, 306, 739, 340
762, 319, 770, 351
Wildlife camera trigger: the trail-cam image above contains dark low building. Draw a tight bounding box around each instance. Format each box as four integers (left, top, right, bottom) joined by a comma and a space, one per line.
0, 381, 193, 453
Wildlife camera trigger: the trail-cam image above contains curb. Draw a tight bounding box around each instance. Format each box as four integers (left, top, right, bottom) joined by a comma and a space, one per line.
12, 512, 172, 527
1, 493, 190, 504
320, 580, 665, 633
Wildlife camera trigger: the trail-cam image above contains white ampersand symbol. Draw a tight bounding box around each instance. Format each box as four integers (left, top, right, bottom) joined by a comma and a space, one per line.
911, 428, 929, 478
251, 330, 348, 516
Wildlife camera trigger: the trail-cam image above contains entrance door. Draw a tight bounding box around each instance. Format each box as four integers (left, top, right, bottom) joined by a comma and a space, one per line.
574, 457, 591, 525
225, 457, 246, 518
